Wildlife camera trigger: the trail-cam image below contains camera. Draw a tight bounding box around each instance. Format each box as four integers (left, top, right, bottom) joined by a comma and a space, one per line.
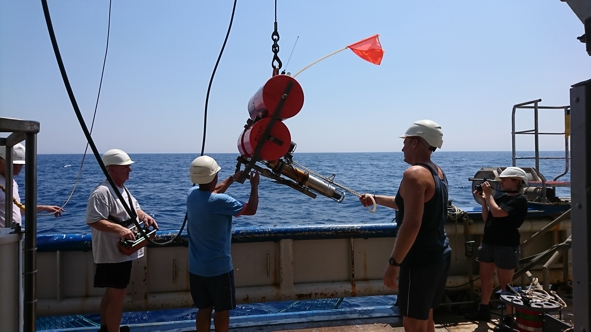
475, 178, 489, 192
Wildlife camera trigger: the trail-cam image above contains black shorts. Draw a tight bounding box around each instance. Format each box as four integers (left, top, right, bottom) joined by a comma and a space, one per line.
397, 252, 451, 320
93, 261, 133, 289
477, 243, 520, 270
190, 271, 236, 312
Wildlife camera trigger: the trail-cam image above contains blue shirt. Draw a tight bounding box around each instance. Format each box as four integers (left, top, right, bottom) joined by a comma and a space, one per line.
186, 187, 245, 277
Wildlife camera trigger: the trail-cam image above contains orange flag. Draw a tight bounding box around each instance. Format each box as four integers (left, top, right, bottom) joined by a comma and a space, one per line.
347, 34, 384, 65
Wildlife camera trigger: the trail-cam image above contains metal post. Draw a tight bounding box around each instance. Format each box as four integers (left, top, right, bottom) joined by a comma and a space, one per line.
533, 100, 540, 173
4, 144, 14, 228
23, 134, 37, 332
511, 105, 517, 166
570, 78, 591, 331
463, 218, 475, 300
562, 246, 569, 291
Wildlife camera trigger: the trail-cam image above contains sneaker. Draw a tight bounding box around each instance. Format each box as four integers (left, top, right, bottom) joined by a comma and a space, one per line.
465, 308, 491, 321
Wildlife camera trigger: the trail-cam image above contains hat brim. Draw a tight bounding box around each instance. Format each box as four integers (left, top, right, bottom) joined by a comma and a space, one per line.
193, 166, 221, 184
107, 160, 135, 166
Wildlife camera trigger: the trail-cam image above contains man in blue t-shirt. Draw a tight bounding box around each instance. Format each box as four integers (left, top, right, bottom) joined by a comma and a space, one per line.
186, 155, 259, 332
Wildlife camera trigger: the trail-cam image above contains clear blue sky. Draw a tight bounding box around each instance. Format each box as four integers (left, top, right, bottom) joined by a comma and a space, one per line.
1, 1, 589, 154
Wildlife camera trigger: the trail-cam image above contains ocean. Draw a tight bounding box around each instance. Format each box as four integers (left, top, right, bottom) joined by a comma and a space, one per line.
23, 151, 570, 329
27, 151, 570, 233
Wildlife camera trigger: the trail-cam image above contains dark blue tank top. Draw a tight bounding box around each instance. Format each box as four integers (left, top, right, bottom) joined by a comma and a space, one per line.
394, 163, 451, 266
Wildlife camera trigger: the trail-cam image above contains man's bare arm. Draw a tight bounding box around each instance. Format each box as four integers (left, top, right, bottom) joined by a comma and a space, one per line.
389, 166, 430, 263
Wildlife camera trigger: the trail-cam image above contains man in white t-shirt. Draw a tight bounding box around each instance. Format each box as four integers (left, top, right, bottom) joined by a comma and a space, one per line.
0, 143, 65, 228
86, 148, 158, 332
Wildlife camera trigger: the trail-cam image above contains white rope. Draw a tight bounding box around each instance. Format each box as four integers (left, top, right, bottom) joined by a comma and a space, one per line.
501, 282, 567, 310
289, 159, 376, 213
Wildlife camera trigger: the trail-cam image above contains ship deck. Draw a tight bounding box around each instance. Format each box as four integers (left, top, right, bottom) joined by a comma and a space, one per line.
39, 297, 572, 332
280, 307, 574, 332
222, 302, 573, 332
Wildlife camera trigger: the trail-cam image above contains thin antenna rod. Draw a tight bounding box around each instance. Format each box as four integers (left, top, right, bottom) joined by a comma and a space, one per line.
283, 36, 299, 73
292, 47, 347, 78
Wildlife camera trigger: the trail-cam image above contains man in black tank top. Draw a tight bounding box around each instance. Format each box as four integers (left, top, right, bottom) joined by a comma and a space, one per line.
360, 120, 451, 332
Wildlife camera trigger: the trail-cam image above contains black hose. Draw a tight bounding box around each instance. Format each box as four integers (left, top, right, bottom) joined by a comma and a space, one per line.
200, 0, 238, 156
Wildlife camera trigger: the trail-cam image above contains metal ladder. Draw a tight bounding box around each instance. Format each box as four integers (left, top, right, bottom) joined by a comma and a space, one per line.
511, 99, 571, 203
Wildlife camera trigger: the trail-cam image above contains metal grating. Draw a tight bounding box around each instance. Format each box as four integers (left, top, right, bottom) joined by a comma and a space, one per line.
278, 298, 343, 313
37, 315, 100, 330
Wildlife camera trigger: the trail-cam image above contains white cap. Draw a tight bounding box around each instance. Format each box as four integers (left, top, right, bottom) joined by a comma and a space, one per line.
497, 166, 528, 185
190, 155, 221, 184
102, 149, 134, 166
0, 143, 26, 164
400, 119, 443, 149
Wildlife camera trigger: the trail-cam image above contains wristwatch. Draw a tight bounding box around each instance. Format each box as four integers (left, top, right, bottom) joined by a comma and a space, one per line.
388, 257, 401, 267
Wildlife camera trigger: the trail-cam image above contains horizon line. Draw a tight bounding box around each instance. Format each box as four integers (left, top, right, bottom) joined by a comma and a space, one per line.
36, 150, 570, 155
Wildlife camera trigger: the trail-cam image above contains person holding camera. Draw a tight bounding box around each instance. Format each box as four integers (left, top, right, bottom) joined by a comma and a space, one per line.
86, 149, 158, 332
465, 167, 528, 326
359, 119, 451, 332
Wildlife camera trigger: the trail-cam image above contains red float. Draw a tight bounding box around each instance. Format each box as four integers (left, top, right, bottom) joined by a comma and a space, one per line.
237, 118, 292, 161
247, 74, 304, 120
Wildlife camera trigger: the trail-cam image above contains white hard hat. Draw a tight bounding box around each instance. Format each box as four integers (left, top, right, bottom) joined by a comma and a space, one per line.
190, 155, 221, 184
0, 143, 26, 164
497, 167, 528, 185
102, 149, 134, 166
400, 119, 443, 149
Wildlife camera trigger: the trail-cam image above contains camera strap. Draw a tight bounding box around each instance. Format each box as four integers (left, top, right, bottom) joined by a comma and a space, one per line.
107, 186, 137, 228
